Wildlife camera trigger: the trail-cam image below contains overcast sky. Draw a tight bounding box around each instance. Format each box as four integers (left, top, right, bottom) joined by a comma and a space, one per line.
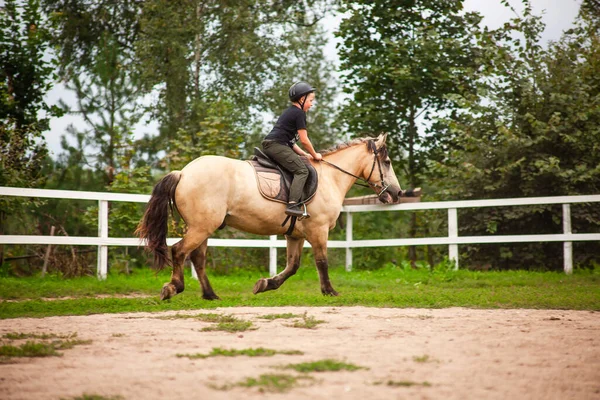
43, 0, 583, 157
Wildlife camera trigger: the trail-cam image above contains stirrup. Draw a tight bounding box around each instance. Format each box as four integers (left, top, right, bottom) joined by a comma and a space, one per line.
285, 203, 310, 219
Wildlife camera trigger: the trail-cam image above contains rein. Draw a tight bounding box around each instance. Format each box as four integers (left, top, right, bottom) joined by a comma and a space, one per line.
320, 141, 390, 196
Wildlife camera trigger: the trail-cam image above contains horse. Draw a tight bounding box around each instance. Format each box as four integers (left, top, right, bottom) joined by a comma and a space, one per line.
136, 133, 403, 300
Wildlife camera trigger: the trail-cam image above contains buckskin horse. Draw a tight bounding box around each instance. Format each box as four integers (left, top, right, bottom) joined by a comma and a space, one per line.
136, 133, 403, 300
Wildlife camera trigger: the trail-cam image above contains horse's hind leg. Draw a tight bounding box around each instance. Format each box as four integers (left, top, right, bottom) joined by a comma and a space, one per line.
189, 240, 220, 300
160, 228, 207, 300
253, 236, 304, 294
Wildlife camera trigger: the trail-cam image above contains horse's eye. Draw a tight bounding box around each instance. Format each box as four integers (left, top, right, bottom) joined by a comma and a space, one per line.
384, 159, 391, 166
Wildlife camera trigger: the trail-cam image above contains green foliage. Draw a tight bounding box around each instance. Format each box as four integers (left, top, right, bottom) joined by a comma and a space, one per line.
430, 2, 600, 269
336, 0, 486, 186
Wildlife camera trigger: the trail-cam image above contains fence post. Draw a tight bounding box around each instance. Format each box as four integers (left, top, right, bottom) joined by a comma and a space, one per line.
269, 235, 277, 276
448, 208, 459, 270
563, 203, 573, 275
190, 260, 198, 280
97, 200, 109, 280
345, 211, 353, 271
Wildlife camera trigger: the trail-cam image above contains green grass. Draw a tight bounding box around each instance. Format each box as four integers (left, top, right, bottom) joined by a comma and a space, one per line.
413, 354, 434, 363
212, 373, 314, 393
286, 312, 325, 329
177, 347, 304, 359
0, 339, 91, 358
1, 266, 599, 319
375, 380, 432, 387
61, 395, 124, 400
259, 313, 302, 320
155, 312, 255, 332
3, 332, 77, 340
283, 359, 367, 373
201, 320, 255, 333
155, 313, 237, 322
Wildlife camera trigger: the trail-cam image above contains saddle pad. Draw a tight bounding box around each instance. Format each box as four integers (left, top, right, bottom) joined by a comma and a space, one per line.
247, 158, 318, 205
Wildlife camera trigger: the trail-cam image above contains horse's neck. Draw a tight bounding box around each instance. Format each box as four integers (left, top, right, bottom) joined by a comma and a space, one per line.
322, 146, 368, 197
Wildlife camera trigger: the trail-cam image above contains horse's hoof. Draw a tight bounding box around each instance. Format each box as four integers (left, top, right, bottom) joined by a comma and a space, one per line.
202, 293, 220, 301
253, 278, 268, 294
160, 283, 175, 301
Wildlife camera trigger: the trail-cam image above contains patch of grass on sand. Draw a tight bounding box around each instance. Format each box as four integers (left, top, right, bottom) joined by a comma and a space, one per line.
0, 341, 61, 358
177, 347, 303, 359
283, 359, 367, 373
2, 332, 77, 340
201, 320, 255, 333
286, 312, 325, 329
0, 335, 92, 360
211, 374, 314, 393
157, 312, 256, 332
258, 313, 302, 320
375, 380, 432, 387
156, 313, 237, 323
61, 395, 125, 400
413, 354, 435, 363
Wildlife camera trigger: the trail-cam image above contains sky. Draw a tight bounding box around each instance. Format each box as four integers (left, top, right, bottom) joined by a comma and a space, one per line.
43, 0, 583, 157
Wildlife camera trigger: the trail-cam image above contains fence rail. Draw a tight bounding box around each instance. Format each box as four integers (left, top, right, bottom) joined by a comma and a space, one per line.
1, 186, 599, 278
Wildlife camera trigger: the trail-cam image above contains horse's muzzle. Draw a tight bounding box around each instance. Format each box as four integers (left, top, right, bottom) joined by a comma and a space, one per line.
377, 185, 401, 204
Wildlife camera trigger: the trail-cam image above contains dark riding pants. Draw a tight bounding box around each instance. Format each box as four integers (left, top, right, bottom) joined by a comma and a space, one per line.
261, 140, 308, 204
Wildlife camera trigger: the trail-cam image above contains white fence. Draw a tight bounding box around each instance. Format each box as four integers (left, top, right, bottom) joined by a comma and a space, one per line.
1, 186, 599, 278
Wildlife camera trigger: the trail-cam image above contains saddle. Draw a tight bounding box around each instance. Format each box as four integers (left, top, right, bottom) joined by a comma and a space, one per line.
248, 147, 318, 205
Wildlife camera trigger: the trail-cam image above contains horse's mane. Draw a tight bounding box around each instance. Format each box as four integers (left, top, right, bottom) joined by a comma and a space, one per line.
321, 136, 388, 159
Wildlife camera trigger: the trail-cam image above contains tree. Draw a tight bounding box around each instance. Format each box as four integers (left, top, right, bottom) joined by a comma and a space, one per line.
136, 0, 338, 167
1, 0, 63, 265
336, 0, 487, 265
430, 2, 600, 269
61, 33, 143, 186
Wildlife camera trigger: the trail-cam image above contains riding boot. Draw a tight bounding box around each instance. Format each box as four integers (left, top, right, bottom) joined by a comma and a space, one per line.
285, 203, 309, 218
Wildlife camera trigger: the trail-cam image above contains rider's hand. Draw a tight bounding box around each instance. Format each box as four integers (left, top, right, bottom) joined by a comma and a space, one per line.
314, 153, 323, 161
305, 153, 313, 160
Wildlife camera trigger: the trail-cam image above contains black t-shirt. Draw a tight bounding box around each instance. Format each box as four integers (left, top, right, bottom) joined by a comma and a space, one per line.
265, 106, 307, 147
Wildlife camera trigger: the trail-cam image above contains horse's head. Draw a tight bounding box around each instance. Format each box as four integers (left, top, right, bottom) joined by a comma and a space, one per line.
364, 133, 402, 204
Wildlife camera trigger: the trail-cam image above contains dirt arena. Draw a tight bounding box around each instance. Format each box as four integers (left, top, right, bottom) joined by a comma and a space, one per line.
0, 306, 598, 400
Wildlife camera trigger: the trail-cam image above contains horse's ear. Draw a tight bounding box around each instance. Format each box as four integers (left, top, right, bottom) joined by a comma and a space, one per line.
376, 133, 388, 146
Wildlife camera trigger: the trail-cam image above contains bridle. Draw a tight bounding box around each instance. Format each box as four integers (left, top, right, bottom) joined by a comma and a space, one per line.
321, 140, 391, 196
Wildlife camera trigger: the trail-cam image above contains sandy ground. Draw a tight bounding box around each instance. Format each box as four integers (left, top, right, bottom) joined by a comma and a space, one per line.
0, 307, 599, 400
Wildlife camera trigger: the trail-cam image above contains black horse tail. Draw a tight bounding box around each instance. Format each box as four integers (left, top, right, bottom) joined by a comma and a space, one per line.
135, 171, 182, 271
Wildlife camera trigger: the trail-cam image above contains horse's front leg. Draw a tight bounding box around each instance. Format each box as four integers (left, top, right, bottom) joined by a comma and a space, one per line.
309, 229, 339, 296
253, 236, 304, 294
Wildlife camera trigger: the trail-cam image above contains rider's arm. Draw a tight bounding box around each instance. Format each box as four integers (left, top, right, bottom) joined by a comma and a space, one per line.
292, 144, 311, 158
298, 130, 322, 160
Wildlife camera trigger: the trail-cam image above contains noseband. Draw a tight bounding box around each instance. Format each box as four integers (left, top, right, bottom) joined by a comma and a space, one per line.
321, 140, 390, 196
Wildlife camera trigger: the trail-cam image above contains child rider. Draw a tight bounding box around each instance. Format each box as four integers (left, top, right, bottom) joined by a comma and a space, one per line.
261, 81, 322, 218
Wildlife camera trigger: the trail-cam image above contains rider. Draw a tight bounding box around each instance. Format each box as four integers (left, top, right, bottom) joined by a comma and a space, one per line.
262, 81, 323, 217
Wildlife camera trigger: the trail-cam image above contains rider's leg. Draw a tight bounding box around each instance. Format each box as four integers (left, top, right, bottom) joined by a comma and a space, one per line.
262, 141, 309, 217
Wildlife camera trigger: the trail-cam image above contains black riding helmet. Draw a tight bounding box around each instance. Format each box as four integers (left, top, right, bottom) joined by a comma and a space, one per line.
289, 81, 316, 111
